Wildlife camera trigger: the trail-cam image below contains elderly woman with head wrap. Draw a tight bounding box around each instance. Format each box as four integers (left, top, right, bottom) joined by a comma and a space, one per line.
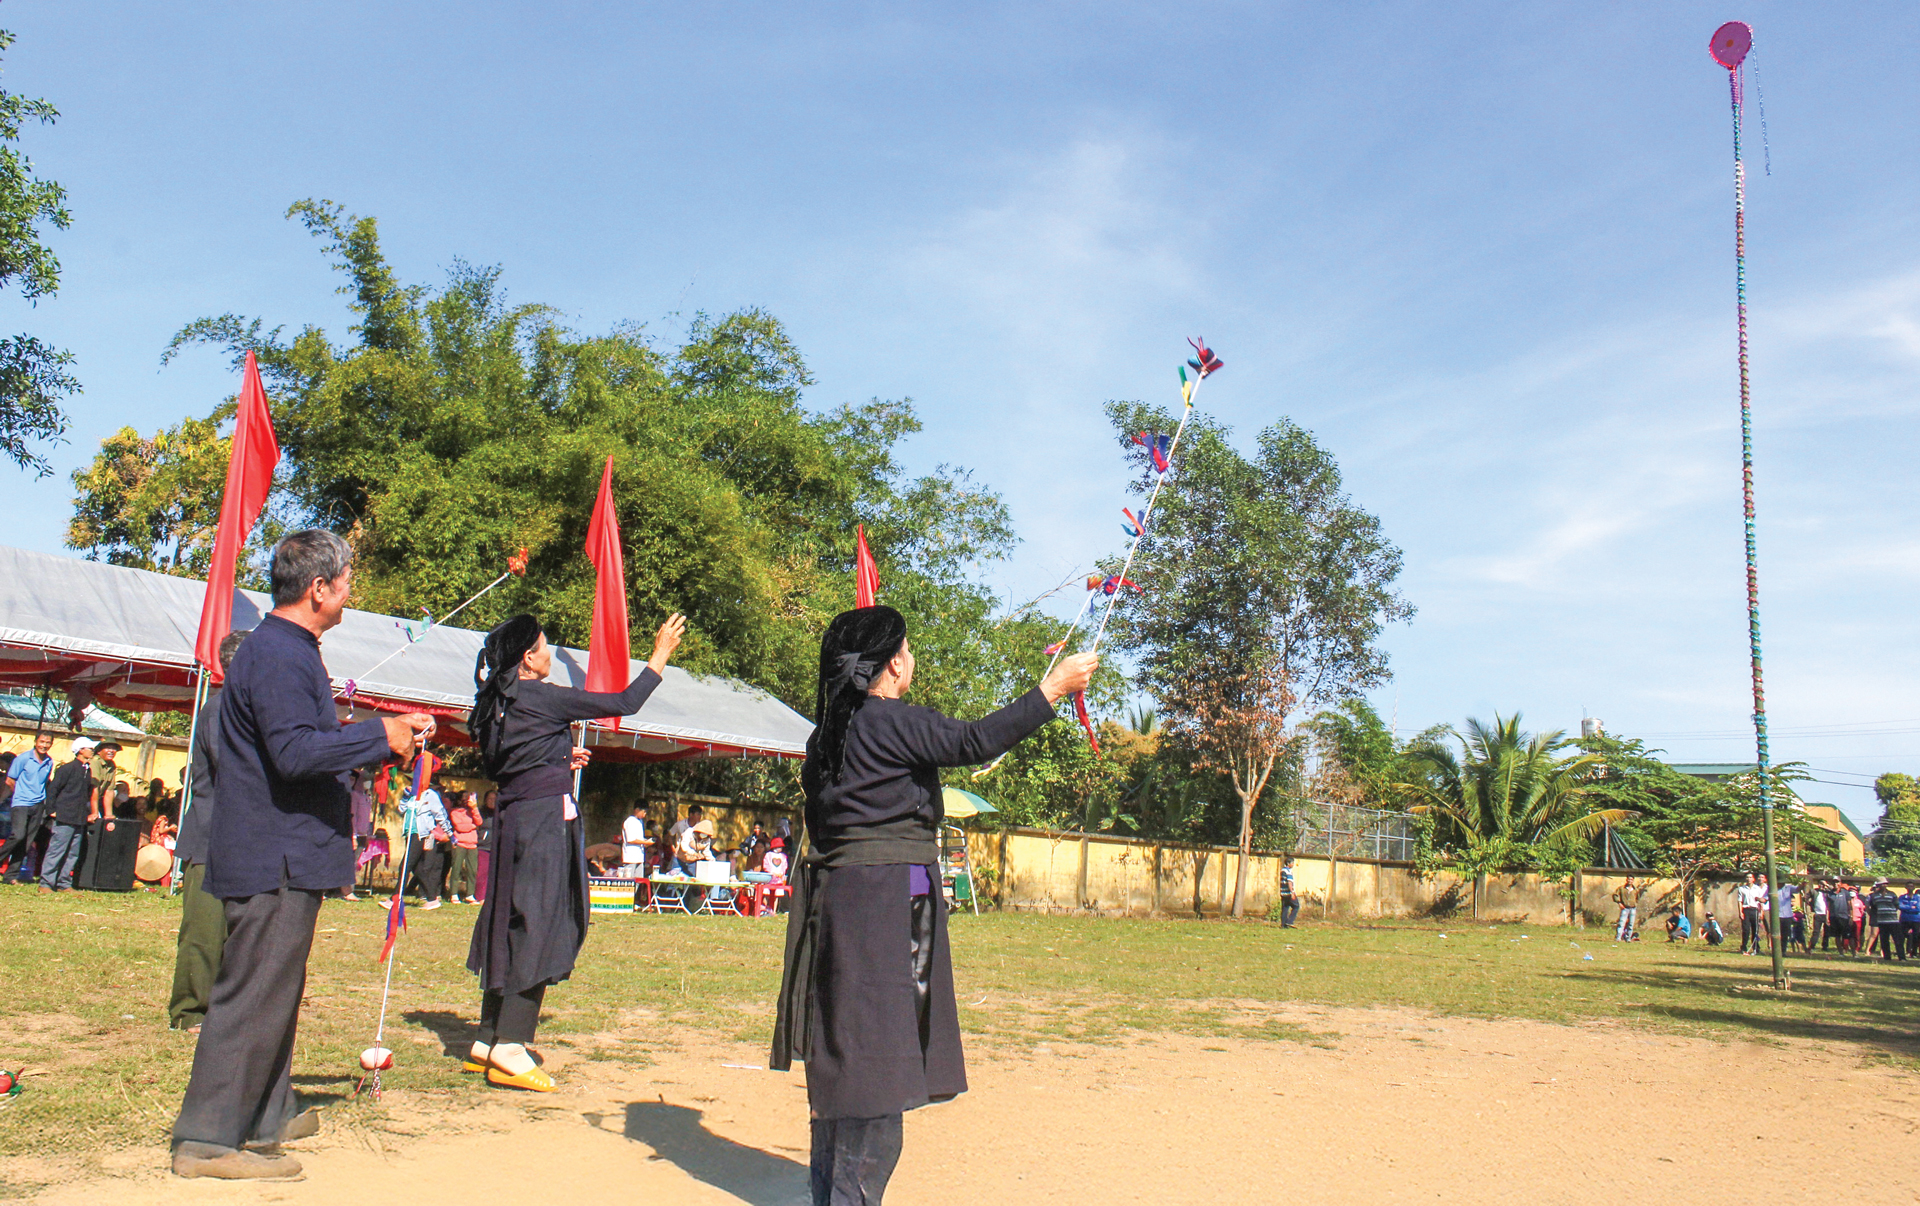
463, 610, 686, 1090
771, 605, 1096, 1205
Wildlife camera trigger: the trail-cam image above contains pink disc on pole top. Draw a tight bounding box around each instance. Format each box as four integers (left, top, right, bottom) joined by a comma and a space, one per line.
1710, 21, 1752, 70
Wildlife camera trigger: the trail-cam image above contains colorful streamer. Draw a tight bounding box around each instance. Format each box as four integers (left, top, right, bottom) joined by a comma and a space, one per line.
1131, 431, 1172, 474
974, 337, 1222, 777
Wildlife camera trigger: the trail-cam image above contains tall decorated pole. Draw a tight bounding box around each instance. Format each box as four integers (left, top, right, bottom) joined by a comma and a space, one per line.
1710, 20, 1784, 990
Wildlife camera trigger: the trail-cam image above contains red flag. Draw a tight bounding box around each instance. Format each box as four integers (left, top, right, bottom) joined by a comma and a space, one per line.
584, 455, 631, 709
854, 524, 879, 608
195, 350, 280, 680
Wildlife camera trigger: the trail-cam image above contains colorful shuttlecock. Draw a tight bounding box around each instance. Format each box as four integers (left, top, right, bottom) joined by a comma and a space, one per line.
1186, 336, 1224, 378
1043, 639, 1067, 656
508, 547, 530, 576
1121, 508, 1149, 539
1131, 431, 1172, 474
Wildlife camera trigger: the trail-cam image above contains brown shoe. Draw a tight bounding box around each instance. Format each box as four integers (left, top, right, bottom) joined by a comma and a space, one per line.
172, 1144, 303, 1180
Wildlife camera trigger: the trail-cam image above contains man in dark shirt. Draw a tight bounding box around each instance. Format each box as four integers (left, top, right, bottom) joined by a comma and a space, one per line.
168, 629, 247, 1033
171, 530, 431, 1181
38, 737, 96, 892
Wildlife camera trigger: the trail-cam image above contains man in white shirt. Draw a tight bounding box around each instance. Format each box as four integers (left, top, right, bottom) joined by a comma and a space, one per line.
1735, 872, 1767, 955
620, 803, 648, 874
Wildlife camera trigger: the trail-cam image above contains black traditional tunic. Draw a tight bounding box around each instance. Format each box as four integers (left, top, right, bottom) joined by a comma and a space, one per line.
771, 687, 1055, 1119
467, 669, 661, 994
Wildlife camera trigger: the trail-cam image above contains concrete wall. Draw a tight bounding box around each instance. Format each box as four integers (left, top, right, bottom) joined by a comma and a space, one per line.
964, 826, 1750, 926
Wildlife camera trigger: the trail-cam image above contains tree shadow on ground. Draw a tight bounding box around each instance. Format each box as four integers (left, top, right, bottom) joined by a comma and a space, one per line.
615, 1101, 809, 1206
1563, 958, 1920, 1054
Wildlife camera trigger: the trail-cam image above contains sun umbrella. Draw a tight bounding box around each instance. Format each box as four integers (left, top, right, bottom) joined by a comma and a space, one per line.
940, 786, 998, 819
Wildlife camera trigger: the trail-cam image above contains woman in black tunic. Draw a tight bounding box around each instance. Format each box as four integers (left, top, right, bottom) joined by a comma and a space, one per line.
464, 611, 685, 1090
771, 606, 1096, 1203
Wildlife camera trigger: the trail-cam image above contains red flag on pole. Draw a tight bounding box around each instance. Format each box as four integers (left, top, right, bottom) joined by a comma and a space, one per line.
194, 350, 281, 681
854, 524, 879, 608
584, 455, 631, 708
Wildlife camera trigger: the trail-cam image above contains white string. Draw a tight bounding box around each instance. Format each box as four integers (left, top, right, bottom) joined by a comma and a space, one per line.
973, 365, 1209, 776
372, 781, 418, 1047
1088, 371, 1207, 652
351, 570, 513, 688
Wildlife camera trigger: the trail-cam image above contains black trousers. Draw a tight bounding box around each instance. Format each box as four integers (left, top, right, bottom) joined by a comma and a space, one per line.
476, 983, 547, 1045
1739, 907, 1761, 952
811, 1115, 904, 1206
0, 804, 46, 881
406, 837, 447, 900
173, 885, 323, 1152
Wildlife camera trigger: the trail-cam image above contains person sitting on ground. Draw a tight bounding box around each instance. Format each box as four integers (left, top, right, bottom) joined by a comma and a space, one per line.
1665, 907, 1691, 942
1701, 912, 1725, 946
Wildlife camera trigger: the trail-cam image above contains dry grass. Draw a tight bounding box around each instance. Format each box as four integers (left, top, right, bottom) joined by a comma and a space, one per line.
0, 887, 1913, 1190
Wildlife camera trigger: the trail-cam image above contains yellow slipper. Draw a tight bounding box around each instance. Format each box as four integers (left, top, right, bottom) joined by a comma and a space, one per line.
486, 1065, 556, 1092
463, 1046, 540, 1073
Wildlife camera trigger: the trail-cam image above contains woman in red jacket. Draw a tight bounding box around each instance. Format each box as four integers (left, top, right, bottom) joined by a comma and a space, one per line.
447, 791, 483, 905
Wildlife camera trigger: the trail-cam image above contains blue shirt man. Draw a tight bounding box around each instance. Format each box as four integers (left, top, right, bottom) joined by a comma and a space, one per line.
8, 740, 53, 805
0, 733, 55, 882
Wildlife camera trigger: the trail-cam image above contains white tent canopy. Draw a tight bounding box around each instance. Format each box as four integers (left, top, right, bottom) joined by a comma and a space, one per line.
0, 545, 811, 763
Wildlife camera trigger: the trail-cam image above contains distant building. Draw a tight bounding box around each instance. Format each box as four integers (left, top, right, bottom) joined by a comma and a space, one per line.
1801, 804, 1866, 865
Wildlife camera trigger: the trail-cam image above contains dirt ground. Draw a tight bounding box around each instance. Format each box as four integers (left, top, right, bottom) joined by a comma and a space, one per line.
22, 1004, 1919, 1205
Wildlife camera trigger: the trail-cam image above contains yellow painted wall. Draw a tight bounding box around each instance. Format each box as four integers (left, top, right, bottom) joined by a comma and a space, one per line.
962, 826, 1766, 926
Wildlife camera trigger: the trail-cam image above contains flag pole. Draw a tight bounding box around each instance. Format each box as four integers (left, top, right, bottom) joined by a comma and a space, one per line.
169, 666, 209, 896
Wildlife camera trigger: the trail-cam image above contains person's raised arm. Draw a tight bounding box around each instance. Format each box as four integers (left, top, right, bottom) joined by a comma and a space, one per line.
549, 614, 688, 723
890, 653, 1101, 769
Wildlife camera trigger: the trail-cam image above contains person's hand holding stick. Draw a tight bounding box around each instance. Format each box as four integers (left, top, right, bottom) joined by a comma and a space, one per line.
1039, 652, 1099, 704
382, 712, 436, 758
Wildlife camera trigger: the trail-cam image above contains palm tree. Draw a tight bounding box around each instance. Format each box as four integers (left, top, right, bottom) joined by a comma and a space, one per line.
1398, 714, 1632, 917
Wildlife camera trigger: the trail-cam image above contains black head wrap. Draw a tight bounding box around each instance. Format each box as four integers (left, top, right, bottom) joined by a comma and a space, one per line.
469, 614, 544, 777
812, 606, 907, 786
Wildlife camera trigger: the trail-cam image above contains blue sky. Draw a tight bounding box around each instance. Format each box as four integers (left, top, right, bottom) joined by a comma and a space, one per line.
4, 2, 1916, 831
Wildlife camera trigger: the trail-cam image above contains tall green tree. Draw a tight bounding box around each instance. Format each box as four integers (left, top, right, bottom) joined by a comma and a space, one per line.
1870, 772, 1920, 870
66, 412, 259, 574
69, 200, 1029, 727
68, 199, 1137, 825
1577, 732, 1840, 919
1103, 403, 1412, 917
0, 28, 76, 475
1400, 715, 1624, 917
